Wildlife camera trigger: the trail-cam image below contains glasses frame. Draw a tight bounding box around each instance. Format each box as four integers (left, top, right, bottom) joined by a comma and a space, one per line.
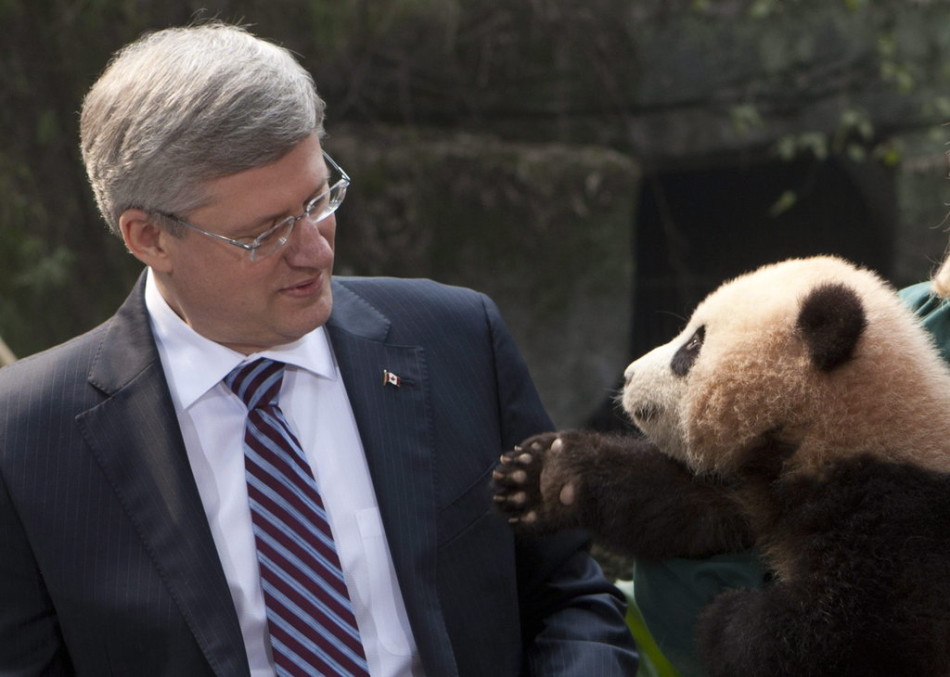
151, 151, 350, 262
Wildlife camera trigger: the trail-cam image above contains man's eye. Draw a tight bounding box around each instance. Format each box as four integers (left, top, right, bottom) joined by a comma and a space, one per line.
239, 218, 288, 245
306, 193, 329, 215
259, 217, 294, 241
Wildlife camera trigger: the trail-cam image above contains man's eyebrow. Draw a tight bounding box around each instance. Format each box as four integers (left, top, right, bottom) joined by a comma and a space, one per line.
244, 176, 330, 229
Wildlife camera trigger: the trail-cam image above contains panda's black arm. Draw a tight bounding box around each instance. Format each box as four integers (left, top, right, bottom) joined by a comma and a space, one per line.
493, 430, 755, 559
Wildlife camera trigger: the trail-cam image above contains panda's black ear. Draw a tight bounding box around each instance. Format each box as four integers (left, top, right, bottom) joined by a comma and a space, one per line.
796, 282, 867, 371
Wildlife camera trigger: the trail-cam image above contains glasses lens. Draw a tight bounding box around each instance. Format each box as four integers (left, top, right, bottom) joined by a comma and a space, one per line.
330, 181, 347, 210
246, 156, 349, 262
304, 182, 348, 224
249, 216, 295, 261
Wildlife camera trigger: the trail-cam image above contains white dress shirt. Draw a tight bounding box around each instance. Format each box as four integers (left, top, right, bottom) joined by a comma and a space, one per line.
144, 270, 425, 677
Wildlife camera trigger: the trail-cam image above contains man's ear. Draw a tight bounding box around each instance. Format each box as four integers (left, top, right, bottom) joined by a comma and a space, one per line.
119, 209, 174, 272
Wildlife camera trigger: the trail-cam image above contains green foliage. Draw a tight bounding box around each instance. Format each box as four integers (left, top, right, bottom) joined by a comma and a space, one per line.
768, 189, 798, 217
13, 242, 74, 295
730, 105, 764, 135
748, 0, 780, 19
675, 0, 948, 184
878, 34, 917, 94
772, 104, 901, 169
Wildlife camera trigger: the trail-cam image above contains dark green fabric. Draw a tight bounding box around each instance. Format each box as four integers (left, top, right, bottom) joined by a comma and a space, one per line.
632, 554, 768, 677
632, 279, 950, 677
898, 281, 950, 364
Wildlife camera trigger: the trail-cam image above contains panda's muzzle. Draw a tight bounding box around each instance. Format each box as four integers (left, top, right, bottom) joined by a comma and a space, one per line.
632, 402, 660, 423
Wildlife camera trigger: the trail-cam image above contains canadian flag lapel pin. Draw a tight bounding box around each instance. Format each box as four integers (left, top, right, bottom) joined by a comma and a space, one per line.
382, 370, 402, 388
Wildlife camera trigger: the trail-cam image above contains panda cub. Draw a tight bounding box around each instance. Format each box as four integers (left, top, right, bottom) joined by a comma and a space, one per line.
493, 256, 950, 677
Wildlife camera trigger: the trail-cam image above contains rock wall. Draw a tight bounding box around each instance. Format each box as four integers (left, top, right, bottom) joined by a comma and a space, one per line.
329, 126, 639, 427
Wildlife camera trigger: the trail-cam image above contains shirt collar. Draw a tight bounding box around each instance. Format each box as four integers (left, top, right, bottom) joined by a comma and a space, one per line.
144, 268, 336, 411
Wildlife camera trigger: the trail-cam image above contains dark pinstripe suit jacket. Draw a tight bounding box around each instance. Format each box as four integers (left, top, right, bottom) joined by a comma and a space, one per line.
0, 274, 638, 676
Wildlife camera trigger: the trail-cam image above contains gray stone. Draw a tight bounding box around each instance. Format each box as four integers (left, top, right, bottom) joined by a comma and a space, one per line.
329, 126, 640, 428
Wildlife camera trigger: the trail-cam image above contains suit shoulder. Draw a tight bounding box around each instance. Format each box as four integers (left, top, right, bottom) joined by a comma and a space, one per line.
0, 321, 108, 401
335, 276, 485, 302
331, 276, 508, 348
334, 276, 493, 317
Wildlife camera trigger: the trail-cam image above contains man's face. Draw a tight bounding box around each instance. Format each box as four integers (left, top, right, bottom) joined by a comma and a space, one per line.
152, 133, 337, 353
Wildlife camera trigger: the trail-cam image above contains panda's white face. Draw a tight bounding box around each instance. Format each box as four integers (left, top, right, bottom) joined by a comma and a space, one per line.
622, 324, 705, 465
621, 256, 856, 474
621, 259, 823, 474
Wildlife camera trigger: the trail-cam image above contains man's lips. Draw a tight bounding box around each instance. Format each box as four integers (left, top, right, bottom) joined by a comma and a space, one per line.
280, 273, 323, 296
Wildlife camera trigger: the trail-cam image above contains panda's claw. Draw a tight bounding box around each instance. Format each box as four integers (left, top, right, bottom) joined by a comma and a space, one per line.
508, 491, 527, 506
493, 432, 574, 529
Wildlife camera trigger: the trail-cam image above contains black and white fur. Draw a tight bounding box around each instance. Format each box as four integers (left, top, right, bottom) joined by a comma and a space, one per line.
493, 256, 950, 677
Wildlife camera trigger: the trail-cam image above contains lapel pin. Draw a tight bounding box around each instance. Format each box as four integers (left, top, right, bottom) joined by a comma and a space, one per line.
382, 370, 402, 387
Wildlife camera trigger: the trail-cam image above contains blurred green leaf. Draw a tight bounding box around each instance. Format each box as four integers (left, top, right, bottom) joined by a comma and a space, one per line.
769, 189, 798, 217
13, 243, 74, 295
749, 0, 778, 19
730, 104, 763, 134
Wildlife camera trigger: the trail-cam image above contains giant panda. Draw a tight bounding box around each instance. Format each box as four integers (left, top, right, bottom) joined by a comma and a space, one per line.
493, 255, 950, 677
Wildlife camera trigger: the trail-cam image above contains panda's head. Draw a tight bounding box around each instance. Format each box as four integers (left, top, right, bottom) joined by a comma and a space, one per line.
622, 256, 950, 477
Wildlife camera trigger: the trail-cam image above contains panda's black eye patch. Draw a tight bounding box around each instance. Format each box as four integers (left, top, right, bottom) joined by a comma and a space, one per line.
671, 325, 705, 377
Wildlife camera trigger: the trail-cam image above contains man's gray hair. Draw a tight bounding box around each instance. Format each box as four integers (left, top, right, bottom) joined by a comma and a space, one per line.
80, 22, 326, 235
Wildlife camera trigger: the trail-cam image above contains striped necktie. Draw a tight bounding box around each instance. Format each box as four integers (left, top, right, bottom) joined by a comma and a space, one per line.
225, 358, 370, 676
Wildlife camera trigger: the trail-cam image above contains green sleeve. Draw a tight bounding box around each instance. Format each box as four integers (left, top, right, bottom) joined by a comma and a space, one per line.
899, 281, 950, 363
632, 554, 768, 677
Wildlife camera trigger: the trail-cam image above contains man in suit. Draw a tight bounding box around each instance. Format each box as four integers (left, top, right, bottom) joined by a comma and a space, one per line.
0, 22, 638, 676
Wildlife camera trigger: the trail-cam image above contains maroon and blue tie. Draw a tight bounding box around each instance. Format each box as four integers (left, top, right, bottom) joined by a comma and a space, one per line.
225, 358, 369, 676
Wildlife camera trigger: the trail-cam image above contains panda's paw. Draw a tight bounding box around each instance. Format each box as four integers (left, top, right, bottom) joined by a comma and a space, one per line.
491, 432, 580, 531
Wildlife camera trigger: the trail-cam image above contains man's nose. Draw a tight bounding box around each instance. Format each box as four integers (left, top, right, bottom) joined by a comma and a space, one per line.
285, 213, 335, 264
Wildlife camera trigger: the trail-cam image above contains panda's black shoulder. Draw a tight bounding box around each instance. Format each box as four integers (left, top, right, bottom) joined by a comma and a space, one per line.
775, 455, 950, 552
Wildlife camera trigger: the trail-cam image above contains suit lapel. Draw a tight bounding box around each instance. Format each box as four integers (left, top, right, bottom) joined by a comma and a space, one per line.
75, 275, 249, 677
327, 280, 458, 677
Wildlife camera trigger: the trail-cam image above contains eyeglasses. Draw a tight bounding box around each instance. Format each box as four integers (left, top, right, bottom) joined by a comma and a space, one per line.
153, 152, 350, 262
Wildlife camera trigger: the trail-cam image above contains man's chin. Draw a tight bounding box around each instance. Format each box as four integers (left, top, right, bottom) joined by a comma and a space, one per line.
291, 296, 334, 337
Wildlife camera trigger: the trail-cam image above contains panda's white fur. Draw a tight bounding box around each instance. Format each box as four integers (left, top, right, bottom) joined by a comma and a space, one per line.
623, 255, 950, 478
